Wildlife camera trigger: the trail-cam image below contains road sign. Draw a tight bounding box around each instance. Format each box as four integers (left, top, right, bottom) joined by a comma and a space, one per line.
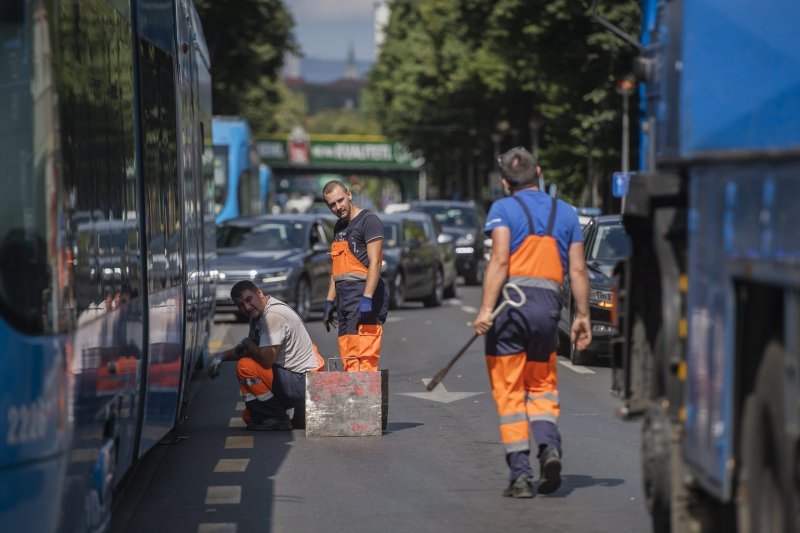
612, 171, 632, 198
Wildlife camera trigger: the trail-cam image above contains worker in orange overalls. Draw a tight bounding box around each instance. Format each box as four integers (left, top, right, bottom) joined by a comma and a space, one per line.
321, 180, 389, 372
473, 147, 591, 498
208, 280, 324, 430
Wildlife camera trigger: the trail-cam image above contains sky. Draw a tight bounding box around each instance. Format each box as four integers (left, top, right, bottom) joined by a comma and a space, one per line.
284, 0, 381, 62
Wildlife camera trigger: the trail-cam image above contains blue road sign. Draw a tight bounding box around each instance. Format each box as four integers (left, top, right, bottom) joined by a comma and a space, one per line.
612, 172, 632, 198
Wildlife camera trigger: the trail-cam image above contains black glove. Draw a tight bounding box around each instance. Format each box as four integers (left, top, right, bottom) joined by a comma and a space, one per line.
208, 353, 224, 379
322, 300, 337, 332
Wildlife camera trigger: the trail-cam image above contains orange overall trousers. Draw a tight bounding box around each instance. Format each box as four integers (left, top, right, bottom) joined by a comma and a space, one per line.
486, 196, 563, 479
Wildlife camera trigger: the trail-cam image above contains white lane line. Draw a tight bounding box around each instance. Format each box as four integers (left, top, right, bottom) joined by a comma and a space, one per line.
557, 359, 596, 374
205, 486, 242, 505
385, 316, 404, 323
198, 524, 237, 533
228, 417, 246, 428
214, 459, 250, 473
224, 436, 253, 449
461, 305, 478, 314
235, 402, 245, 411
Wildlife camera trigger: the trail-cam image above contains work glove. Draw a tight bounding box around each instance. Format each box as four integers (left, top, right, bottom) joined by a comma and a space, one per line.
208, 353, 224, 379
322, 300, 337, 332
358, 296, 373, 322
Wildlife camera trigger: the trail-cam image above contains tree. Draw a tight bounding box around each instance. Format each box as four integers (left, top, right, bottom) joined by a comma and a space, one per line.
194, 0, 297, 136
366, 0, 640, 206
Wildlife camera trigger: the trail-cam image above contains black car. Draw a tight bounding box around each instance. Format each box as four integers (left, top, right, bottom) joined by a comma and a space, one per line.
397, 211, 457, 299
409, 200, 487, 285
380, 213, 450, 309
215, 214, 335, 321
558, 215, 631, 365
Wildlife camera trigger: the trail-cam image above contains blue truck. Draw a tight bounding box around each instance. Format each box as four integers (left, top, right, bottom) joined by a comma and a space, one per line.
605, 0, 800, 531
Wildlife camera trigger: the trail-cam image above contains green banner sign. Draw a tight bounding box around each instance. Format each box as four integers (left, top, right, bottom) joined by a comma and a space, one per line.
257, 134, 421, 170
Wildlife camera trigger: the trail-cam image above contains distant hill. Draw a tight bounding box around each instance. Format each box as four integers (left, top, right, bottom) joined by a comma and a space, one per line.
301, 57, 373, 84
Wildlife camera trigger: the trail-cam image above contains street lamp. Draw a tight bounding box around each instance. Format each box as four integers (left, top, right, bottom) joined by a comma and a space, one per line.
616, 78, 634, 212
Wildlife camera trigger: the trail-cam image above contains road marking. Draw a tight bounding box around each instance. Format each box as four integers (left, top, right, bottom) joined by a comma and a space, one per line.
385, 316, 404, 323
397, 379, 484, 404
228, 417, 246, 428
198, 524, 237, 533
209, 340, 223, 350
224, 436, 253, 449
214, 459, 250, 473
557, 359, 596, 374
235, 402, 245, 411
461, 305, 478, 314
205, 486, 241, 505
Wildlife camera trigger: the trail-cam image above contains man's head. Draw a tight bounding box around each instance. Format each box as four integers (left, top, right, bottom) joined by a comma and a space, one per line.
497, 147, 540, 192
231, 280, 268, 318
323, 180, 355, 221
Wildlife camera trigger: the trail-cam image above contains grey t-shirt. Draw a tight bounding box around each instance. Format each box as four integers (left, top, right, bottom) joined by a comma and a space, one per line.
333, 209, 384, 268
248, 297, 317, 374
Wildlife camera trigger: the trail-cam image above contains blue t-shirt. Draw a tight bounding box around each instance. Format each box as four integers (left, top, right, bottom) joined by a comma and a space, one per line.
484, 190, 583, 272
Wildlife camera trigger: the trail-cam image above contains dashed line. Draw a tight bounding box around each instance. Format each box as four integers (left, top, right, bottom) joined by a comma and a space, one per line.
209, 340, 223, 349
198, 524, 237, 533
461, 305, 478, 314
205, 486, 242, 505
235, 402, 245, 411
228, 417, 246, 428
557, 359, 596, 374
214, 459, 250, 473
224, 436, 253, 449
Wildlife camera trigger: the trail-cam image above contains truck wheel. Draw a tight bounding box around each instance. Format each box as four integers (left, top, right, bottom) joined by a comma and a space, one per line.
642, 399, 671, 533
738, 343, 798, 533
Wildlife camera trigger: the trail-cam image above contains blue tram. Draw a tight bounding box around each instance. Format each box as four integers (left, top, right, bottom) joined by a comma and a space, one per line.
0, 0, 216, 531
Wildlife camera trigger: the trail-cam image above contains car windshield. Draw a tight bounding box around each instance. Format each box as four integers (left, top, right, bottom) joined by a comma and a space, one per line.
217, 221, 308, 250
415, 205, 476, 228
589, 224, 631, 262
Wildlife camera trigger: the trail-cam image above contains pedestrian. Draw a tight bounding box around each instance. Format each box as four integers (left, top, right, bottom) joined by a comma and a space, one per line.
208, 280, 324, 430
472, 147, 591, 498
321, 180, 389, 372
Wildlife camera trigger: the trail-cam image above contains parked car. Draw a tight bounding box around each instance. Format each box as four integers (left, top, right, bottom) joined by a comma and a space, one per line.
409, 200, 487, 285
399, 211, 457, 299
379, 213, 449, 309
575, 206, 602, 229
558, 214, 631, 365
215, 214, 335, 321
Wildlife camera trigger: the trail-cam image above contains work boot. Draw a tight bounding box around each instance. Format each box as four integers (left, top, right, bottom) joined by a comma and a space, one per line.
246, 417, 293, 431
502, 475, 534, 498
537, 445, 562, 494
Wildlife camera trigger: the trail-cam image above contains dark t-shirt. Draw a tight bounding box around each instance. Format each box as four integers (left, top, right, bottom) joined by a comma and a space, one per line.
333, 209, 384, 268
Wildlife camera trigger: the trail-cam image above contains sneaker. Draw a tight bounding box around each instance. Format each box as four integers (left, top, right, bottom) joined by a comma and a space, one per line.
502, 475, 534, 498
246, 418, 293, 431
537, 446, 562, 494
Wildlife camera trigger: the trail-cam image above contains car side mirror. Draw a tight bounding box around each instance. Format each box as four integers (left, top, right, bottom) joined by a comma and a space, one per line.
437, 233, 454, 245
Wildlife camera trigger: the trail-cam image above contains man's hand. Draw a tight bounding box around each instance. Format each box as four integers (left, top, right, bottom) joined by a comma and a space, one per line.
358, 296, 373, 322
208, 353, 224, 379
322, 300, 337, 332
472, 307, 494, 336
570, 313, 592, 351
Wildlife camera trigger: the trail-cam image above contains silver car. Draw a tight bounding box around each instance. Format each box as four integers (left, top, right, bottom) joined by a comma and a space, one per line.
215, 214, 335, 321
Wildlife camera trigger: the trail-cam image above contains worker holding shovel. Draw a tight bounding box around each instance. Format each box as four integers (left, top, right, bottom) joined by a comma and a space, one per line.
472, 147, 591, 498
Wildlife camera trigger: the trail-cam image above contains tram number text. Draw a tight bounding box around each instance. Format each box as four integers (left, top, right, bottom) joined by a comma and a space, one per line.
6, 399, 52, 446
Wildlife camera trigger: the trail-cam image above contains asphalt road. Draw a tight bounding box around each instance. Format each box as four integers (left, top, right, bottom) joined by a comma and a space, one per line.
112, 285, 651, 533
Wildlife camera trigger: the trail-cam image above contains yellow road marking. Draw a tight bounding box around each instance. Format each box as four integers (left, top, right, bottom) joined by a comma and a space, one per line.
224, 436, 253, 449
205, 486, 241, 505
228, 417, 246, 428
198, 524, 237, 533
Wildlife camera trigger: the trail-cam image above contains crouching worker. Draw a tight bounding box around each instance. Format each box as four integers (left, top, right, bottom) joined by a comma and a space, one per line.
208, 280, 324, 430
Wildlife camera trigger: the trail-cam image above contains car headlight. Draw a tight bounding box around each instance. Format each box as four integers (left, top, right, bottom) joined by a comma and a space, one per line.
590, 289, 614, 309
261, 270, 289, 283
455, 234, 474, 246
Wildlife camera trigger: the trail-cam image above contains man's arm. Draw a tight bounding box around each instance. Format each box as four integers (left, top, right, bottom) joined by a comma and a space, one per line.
326, 274, 336, 301
568, 241, 592, 350
472, 226, 510, 335
364, 238, 383, 298
219, 337, 279, 368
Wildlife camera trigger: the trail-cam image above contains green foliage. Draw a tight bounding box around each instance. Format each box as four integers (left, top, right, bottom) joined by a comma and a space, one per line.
366, 0, 641, 206
306, 109, 382, 135
194, 0, 297, 136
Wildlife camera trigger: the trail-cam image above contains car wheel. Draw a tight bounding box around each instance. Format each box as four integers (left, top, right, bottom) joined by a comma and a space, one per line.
466, 256, 486, 286
423, 268, 443, 308
444, 273, 457, 299
294, 276, 311, 321
389, 270, 405, 310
